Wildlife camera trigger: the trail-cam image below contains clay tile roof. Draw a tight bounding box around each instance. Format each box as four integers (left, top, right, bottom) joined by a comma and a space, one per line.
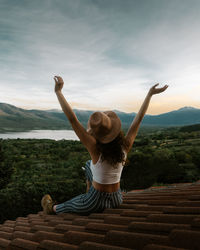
0, 181, 200, 249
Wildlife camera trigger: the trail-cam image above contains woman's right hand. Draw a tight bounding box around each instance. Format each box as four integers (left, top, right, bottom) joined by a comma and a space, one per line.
54, 76, 64, 93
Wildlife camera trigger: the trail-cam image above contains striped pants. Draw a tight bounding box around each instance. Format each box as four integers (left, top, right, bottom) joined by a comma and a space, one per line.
55, 160, 123, 215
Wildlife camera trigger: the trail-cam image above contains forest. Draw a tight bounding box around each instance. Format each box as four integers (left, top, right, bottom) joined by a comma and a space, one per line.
0, 126, 200, 223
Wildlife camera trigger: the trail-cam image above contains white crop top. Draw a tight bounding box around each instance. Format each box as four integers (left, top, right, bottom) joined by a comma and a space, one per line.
90, 153, 126, 184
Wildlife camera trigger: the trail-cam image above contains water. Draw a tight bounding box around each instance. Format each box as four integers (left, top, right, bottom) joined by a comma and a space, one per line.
0, 130, 79, 141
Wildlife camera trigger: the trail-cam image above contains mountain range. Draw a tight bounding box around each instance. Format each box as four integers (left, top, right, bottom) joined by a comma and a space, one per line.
0, 103, 200, 132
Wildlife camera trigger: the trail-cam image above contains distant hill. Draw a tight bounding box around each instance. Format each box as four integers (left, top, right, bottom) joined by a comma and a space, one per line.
143, 106, 200, 126
0, 103, 200, 132
0, 103, 70, 132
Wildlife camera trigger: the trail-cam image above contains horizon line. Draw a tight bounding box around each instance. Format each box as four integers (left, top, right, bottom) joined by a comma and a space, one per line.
0, 102, 199, 116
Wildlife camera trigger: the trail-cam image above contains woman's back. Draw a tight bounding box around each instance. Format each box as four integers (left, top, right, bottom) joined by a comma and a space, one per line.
90, 154, 125, 185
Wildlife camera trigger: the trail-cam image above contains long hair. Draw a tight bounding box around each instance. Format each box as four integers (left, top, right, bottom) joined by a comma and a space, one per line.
96, 131, 127, 167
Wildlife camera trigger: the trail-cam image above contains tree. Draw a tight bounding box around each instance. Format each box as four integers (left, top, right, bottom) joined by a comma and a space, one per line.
0, 141, 13, 189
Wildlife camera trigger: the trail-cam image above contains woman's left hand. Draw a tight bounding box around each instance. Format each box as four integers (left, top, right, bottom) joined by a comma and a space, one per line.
54, 76, 64, 93
149, 83, 168, 96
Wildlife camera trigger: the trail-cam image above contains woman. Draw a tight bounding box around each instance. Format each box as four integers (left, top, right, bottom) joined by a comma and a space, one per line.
41, 76, 168, 215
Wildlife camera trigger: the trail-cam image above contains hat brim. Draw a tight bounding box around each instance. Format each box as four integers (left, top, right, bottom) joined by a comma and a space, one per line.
88, 111, 121, 144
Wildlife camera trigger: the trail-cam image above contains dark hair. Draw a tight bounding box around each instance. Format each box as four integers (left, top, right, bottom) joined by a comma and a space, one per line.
96, 131, 127, 167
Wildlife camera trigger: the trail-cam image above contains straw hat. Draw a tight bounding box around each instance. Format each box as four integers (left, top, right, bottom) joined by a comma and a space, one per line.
87, 111, 121, 143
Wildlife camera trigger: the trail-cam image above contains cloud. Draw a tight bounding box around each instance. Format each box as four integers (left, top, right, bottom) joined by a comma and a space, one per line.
0, 0, 199, 114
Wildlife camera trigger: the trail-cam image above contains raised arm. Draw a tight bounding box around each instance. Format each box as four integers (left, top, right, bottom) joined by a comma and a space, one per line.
54, 76, 96, 153
125, 83, 168, 152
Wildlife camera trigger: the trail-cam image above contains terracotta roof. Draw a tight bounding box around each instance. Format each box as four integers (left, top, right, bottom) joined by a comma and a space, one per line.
0, 181, 200, 249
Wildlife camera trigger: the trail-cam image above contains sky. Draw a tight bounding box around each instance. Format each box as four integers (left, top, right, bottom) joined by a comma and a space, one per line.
0, 0, 200, 115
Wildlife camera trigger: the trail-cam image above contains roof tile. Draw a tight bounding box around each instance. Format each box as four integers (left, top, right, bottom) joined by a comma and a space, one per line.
3, 220, 15, 226
163, 207, 200, 214
105, 230, 170, 249
88, 213, 109, 219
121, 210, 162, 217
0, 238, 11, 248
15, 226, 31, 232
55, 224, 85, 233
72, 218, 104, 226
64, 231, 105, 245
16, 217, 28, 222
12, 231, 35, 241
123, 199, 150, 204
0, 226, 14, 233
31, 225, 55, 233
129, 221, 191, 235
9, 238, 39, 250
79, 241, 132, 250
0, 181, 200, 249
191, 218, 200, 228
169, 229, 200, 249
147, 200, 179, 205
134, 205, 169, 211
30, 220, 49, 227
85, 222, 128, 234
188, 195, 200, 200
103, 209, 124, 214
104, 215, 146, 225
176, 201, 200, 207
118, 203, 137, 209
47, 219, 72, 227
57, 213, 81, 220
33, 231, 65, 243
38, 240, 78, 250
147, 214, 198, 224
143, 244, 186, 250
15, 222, 30, 227
0, 231, 12, 240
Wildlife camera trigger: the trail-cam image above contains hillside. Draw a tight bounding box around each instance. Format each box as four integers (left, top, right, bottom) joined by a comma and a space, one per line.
0, 103, 200, 132
179, 123, 200, 132
0, 103, 70, 132
143, 106, 200, 126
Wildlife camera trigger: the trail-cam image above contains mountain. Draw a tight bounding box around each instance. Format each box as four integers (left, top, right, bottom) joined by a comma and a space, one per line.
176, 106, 197, 112
0, 103, 200, 132
142, 106, 200, 126
45, 109, 62, 113
0, 103, 70, 132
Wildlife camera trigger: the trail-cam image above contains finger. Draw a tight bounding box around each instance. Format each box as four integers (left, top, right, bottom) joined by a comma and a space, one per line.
55, 75, 62, 80
54, 76, 61, 81
153, 83, 159, 88
159, 85, 168, 92
54, 76, 62, 84
54, 76, 58, 83
162, 85, 169, 90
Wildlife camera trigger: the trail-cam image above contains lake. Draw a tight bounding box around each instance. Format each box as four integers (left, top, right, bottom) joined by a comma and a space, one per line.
0, 130, 79, 141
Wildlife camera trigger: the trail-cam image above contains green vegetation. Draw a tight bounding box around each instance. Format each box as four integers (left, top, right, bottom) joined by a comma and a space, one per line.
0, 139, 88, 223
0, 126, 200, 223
179, 123, 200, 132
